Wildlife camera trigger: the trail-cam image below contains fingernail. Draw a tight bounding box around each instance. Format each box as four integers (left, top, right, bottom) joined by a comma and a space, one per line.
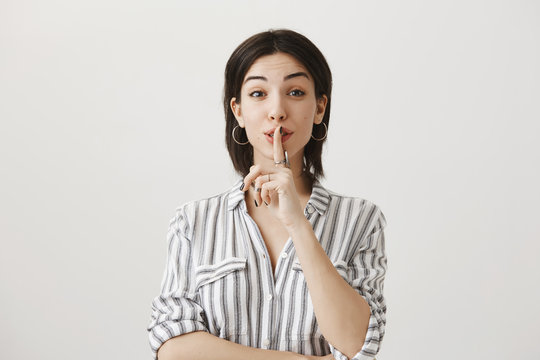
254, 199, 258, 207
279, 126, 283, 135
240, 183, 245, 191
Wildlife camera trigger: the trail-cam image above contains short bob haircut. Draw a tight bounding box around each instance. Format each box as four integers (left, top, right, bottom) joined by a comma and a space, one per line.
223, 29, 332, 182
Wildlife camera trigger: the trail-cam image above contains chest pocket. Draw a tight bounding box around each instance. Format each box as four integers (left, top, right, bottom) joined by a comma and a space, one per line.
195, 257, 248, 337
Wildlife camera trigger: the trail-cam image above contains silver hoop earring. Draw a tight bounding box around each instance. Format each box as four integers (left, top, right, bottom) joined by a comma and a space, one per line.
311, 122, 328, 141
232, 125, 250, 145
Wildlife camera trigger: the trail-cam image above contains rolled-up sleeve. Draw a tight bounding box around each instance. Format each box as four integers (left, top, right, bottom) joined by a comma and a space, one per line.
147, 206, 208, 359
329, 209, 387, 360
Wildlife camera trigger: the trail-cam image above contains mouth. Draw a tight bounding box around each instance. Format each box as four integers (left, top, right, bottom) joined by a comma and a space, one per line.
264, 128, 293, 144
264, 127, 293, 137
266, 133, 290, 138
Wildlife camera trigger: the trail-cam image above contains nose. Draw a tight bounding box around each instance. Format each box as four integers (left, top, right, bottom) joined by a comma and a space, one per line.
268, 95, 286, 122
269, 111, 285, 121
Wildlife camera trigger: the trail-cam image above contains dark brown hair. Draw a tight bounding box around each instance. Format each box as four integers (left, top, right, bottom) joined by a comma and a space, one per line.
223, 29, 332, 181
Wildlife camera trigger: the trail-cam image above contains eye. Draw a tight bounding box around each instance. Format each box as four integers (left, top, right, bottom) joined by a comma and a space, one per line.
249, 90, 265, 98
289, 89, 305, 97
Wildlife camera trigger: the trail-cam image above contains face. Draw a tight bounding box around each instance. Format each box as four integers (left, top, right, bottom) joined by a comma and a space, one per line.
230, 52, 327, 167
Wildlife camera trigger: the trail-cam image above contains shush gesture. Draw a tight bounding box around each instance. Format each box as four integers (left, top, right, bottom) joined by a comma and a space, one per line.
150, 30, 385, 360
240, 125, 307, 230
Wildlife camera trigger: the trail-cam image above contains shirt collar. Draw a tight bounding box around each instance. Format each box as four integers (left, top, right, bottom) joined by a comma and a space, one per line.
226, 178, 330, 216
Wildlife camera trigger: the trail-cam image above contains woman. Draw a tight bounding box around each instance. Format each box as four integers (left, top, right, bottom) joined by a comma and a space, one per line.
148, 29, 387, 360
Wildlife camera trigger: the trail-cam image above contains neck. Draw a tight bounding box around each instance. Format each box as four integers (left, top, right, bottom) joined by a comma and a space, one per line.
291, 168, 313, 198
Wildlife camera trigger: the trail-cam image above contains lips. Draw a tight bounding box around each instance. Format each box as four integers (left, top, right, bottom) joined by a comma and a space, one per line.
265, 129, 293, 144
264, 127, 293, 137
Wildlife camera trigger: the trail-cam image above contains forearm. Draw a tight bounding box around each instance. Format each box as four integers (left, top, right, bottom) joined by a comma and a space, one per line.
289, 219, 371, 358
157, 331, 304, 360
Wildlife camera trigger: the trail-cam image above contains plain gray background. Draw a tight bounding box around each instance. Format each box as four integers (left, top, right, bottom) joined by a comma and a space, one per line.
1, 0, 539, 359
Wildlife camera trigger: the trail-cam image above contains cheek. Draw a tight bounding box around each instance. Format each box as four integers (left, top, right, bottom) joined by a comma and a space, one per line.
243, 119, 263, 141
242, 104, 266, 132
298, 104, 317, 125
295, 100, 317, 117
241, 103, 263, 122
247, 130, 264, 142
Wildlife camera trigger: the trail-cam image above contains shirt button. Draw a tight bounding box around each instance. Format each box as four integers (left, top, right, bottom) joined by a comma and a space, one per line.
281, 252, 288, 258
307, 204, 315, 214
263, 338, 270, 347
267, 294, 273, 301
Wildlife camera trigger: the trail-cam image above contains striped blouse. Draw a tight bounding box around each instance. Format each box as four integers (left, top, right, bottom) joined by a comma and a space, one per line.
147, 179, 387, 360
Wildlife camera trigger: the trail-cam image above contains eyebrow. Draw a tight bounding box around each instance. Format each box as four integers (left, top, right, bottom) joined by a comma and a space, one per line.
284, 72, 310, 81
243, 71, 310, 84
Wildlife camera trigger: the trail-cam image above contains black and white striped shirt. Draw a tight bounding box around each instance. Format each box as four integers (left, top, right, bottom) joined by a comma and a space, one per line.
148, 179, 387, 360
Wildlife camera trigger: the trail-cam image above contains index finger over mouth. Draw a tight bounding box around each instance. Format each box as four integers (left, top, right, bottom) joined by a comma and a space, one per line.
273, 126, 286, 166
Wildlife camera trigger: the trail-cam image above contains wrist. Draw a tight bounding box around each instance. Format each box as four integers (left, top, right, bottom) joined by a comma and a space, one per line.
286, 216, 312, 236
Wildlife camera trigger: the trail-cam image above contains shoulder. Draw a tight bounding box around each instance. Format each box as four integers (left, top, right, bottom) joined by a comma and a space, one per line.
323, 185, 387, 233
319, 186, 387, 257
167, 180, 243, 235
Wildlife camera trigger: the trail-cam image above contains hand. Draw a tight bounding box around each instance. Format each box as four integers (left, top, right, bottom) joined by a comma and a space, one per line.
241, 126, 306, 230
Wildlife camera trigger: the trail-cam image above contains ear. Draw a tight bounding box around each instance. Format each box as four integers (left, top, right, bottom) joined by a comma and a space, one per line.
314, 94, 328, 125
230, 97, 245, 127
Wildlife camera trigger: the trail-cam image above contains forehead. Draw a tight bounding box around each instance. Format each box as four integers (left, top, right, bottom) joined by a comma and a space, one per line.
244, 52, 309, 78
